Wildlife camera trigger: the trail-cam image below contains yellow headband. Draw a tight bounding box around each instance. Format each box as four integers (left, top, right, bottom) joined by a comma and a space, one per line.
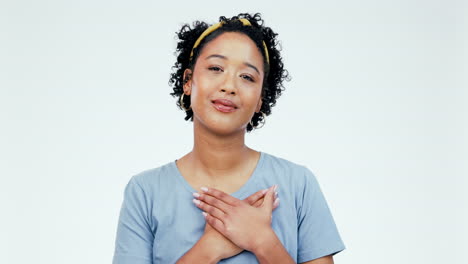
189, 18, 270, 64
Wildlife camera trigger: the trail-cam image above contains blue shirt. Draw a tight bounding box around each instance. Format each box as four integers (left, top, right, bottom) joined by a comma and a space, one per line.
113, 152, 345, 263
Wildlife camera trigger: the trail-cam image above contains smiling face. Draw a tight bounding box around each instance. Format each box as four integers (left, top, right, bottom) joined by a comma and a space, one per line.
183, 32, 264, 135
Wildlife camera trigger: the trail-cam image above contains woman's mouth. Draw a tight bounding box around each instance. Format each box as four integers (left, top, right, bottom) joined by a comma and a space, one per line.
212, 99, 238, 113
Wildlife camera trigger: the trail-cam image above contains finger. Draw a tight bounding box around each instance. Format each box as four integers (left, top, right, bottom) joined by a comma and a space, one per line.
255, 192, 279, 208
262, 185, 277, 211
193, 199, 225, 220
203, 212, 226, 235
194, 192, 232, 213
244, 189, 268, 205
273, 197, 280, 209
253, 198, 263, 208
200, 187, 240, 206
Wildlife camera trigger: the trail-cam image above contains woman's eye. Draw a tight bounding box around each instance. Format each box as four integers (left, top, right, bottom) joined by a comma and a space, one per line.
241, 74, 254, 82
208, 66, 223, 72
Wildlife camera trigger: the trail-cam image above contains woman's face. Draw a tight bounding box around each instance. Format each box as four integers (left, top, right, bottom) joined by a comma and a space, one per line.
184, 32, 264, 135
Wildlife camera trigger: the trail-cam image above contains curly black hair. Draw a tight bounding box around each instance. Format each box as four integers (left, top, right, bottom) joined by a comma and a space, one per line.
169, 13, 290, 132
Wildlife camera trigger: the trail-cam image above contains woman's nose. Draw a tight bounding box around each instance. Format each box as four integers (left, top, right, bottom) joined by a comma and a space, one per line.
220, 74, 237, 95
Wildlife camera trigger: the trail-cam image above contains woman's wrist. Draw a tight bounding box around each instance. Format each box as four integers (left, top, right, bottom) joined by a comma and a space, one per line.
251, 228, 295, 263
201, 232, 230, 262
250, 228, 278, 256
197, 233, 224, 263
177, 233, 223, 264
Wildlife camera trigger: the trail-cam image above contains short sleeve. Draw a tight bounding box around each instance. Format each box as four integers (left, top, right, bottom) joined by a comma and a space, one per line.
113, 176, 155, 264
296, 167, 346, 263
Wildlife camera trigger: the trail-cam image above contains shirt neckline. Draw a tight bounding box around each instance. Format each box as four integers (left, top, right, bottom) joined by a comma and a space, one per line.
171, 151, 265, 198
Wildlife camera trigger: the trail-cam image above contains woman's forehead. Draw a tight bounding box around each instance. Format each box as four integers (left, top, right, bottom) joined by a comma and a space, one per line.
198, 32, 264, 67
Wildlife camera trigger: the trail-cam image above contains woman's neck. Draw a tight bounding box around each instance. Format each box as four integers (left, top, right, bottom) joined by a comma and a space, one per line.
186, 120, 257, 180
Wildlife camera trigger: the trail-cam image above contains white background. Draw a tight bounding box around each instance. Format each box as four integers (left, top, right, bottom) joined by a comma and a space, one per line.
1, 0, 466, 263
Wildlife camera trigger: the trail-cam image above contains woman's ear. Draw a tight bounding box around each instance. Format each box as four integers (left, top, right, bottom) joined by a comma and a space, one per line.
183, 69, 193, 95
255, 98, 263, 113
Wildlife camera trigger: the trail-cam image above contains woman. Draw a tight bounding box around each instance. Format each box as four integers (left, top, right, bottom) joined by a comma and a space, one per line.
113, 13, 345, 264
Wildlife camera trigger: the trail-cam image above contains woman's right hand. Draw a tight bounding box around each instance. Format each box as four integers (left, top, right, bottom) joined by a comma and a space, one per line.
201, 188, 279, 261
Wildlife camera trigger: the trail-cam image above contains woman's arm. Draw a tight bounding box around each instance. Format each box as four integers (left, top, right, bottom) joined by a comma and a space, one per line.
178, 228, 330, 264
301, 255, 334, 264
250, 228, 295, 264
176, 232, 223, 264
193, 185, 295, 264
113, 177, 154, 264
177, 188, 278, 263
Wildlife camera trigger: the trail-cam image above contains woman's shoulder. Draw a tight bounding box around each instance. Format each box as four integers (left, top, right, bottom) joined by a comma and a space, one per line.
260, 152, 318, 183
127, 160, 178, 187
261, 152, 311, 173
259, 152, 322, 203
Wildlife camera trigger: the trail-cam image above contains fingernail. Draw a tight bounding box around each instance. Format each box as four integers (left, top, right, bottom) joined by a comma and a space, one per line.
275, 191, 278, 197
200, 187, 208, 192
274, 198, 280, 206
262, 189, 268, 195
193, 192, 200, 198
273, 185, 278, 192
192, 199, 200, 205
202, 212, 207, 217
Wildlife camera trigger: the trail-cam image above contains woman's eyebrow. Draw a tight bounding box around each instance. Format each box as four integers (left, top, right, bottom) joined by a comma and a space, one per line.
244, 62, 260, 75
205, 54, 260, 74
205, 54, 227, 60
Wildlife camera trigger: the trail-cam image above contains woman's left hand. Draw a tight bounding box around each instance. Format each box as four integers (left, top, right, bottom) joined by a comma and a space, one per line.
193, 185, 278, 252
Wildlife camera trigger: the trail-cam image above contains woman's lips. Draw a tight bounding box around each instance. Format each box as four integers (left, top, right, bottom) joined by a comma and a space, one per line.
212, 99, 238, 113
